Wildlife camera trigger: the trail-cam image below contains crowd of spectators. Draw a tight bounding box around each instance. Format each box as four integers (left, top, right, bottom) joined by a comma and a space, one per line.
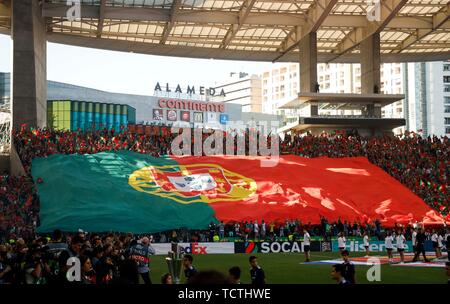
13, 125, 449, 218
0, 126, 447, 243
281, 132, 449, 215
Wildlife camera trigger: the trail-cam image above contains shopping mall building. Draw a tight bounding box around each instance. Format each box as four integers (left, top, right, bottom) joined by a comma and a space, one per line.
0, 72, 280, 132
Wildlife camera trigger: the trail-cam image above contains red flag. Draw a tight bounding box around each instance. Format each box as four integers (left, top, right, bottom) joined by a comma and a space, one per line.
172, 155, 445, 226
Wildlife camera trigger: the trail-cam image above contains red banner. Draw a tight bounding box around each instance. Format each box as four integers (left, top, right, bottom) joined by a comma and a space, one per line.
172, 155, 444, 226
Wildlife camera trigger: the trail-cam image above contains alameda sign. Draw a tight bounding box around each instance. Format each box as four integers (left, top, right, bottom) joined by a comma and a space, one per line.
154, 82, 226, 97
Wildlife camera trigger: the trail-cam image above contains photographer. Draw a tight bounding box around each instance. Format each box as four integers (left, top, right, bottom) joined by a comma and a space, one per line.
0, 244, 13, 284
57, 235, 83, 284
23, 244, 51, 284
127, 236, 155, 284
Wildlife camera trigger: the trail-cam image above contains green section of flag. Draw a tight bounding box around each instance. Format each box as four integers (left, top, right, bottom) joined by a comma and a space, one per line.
32, 151, 217, 233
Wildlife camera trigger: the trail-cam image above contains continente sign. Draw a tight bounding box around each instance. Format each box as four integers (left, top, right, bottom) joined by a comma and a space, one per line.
154, 82, 226, 97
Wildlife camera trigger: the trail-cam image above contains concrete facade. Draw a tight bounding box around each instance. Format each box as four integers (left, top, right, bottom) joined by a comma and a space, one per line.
11, 0, 47, 130
213, 73, 262, 113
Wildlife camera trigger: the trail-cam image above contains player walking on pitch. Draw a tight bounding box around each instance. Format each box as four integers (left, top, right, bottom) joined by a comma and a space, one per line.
363, 231, 370, 257
396, 230, 406, 264
385, 231, 394, 263
303, 229, 311, 262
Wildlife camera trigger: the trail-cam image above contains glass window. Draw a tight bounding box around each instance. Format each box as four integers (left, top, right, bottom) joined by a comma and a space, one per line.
444, 76, 450, 83
445, 85, 450, 92
444, 64, 450, 71
445, 106, 450, 113
445, 117, 450, 125
446, 127, 450, 134
445, 96, 450, 104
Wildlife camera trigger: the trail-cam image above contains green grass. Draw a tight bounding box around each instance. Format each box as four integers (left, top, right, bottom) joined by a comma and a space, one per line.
147, 252, 447, 284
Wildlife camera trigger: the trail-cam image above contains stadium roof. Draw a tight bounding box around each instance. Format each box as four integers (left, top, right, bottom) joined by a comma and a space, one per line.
0, 0, 449, 62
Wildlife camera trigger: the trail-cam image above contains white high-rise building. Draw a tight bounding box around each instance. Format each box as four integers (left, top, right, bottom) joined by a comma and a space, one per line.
214, 72, 262, 113
261, 64, 299, 118
405, 61, 450, 137
221, 61, 449, 137
261, 62, 404, 129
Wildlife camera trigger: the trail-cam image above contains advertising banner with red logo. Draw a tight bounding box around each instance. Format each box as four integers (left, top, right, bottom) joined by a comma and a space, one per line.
151, 242, 235, 255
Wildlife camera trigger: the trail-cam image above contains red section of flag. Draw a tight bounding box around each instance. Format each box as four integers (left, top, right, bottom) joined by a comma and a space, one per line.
173, 155, 445, 226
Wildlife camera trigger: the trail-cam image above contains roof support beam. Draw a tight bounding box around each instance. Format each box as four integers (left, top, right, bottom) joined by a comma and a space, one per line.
96, 0, 106, 38
394, 3, 450, 52
328, 0, 408, 62
46, 31, 450, 63
0, 0, 10, 18
40, 3, 450, 29
160, 0, 182, 44
220, 0, 256, 49
273, 0, 338, 62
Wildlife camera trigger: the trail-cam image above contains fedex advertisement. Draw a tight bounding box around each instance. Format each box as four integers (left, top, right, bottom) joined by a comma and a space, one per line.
151, 242, 235, 255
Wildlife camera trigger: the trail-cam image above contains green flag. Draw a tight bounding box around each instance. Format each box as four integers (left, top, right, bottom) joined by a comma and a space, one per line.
32, 151, 217, 233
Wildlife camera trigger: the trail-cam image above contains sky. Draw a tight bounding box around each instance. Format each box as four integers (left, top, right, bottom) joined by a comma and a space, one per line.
0, 34, 278, 96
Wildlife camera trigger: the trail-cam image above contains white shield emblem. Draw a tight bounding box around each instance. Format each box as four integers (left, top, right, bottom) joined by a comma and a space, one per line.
168, 173, 217, 192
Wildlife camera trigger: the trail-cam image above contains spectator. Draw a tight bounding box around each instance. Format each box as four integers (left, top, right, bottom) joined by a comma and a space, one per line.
0, 244, 13, 284
261, 220, 266, 240
79, 255, 96, 284
188, 270, 228, 284
109, 259, 139, 285
228, 266, 241, 284
446, 262, 450, 284
58, 235, 83, 284
161, 273, 173, 284
218, 221, 225, 240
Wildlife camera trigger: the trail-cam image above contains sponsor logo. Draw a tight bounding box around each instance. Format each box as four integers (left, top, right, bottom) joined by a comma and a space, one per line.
193, 112, 203, 123
220, 114, 229, 125
181, 111, 190, 122
332, 240, 412, 252
321, 241, 332, 252
179, 243, 207, 254
167, 109, 177, 121
153, 109, 164, 121
260, 242, 303, 253
244, 242, 258, 254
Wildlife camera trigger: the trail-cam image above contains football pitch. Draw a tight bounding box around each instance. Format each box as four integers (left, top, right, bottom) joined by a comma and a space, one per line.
147, 252, 447, 284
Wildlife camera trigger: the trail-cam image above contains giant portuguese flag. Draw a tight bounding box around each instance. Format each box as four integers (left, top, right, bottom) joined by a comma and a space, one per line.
32, 151, 444, 233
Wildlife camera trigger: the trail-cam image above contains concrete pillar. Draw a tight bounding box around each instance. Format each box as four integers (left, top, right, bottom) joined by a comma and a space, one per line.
310, 104, 318, 116
360, 33, 380, 94
299, 32, 318, 117
366, 104, 381, 118
361, 34, 381, 118
11, 0, 47, 130
299, 32, 317, 93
